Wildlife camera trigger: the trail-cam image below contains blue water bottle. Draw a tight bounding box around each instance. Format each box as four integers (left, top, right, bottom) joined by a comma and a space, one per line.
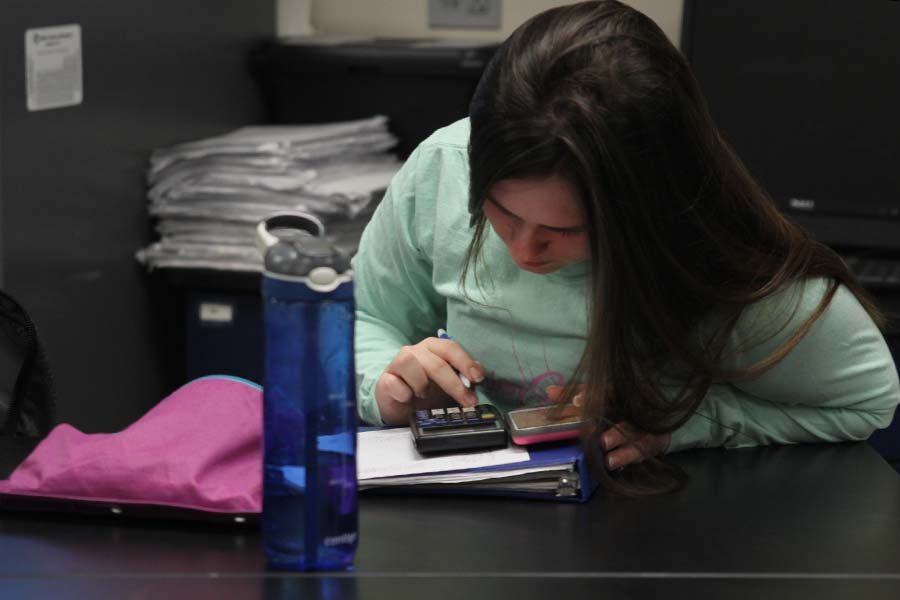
257, 212, 358, 571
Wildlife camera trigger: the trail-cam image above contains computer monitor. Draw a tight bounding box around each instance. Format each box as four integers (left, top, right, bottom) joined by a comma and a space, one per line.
681, 0, 900, 251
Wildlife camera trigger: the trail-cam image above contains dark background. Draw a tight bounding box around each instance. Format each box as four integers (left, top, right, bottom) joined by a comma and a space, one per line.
0, 0, 275, 432
682, 0, 900, 244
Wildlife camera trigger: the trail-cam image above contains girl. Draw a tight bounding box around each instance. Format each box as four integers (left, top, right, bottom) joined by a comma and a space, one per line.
351, 1, 899, 493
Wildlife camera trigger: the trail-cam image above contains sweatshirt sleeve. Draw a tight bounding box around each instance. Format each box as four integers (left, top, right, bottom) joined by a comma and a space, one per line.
668, 278, 900, 453
351, 146, 446, 425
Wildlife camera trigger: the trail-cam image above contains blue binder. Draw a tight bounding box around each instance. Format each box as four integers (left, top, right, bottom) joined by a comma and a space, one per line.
361, 439, 600, 503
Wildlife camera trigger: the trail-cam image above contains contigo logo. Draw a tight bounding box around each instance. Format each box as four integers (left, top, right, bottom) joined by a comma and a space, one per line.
323, 532, 358, 547
33, 31, 73, 45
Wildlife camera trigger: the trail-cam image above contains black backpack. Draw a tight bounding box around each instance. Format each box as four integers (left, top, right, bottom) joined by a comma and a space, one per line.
0, 290, 56, 437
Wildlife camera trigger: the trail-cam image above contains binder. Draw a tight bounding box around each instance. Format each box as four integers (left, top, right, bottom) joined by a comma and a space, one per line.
359, 437, 600, 503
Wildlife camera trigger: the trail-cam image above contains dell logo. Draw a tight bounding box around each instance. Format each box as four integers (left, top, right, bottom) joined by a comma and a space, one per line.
789, 198, 816, 211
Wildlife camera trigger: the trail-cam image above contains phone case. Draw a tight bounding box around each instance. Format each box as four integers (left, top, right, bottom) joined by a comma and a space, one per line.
511, 429, 581, 446
507, 405, 585, 446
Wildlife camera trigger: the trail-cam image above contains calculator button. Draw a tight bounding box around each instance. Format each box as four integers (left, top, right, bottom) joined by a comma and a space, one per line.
430, 409, 447, 418
449, 412, 464, 423
446, 407, 461, 414
474, 404, 497, 419
478, 409, 495, 419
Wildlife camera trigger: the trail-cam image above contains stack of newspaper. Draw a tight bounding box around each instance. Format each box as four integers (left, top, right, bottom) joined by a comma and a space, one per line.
136, 115, 401, 272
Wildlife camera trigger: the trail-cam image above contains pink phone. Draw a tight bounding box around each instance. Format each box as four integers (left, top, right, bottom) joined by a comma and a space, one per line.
506, 404, 585, 446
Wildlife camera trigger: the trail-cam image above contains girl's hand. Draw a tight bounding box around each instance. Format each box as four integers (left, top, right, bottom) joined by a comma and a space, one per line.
375, 337, 485, 426
546, 385, 670, 470
600, 422, 671, 471
546, 384, 585, 407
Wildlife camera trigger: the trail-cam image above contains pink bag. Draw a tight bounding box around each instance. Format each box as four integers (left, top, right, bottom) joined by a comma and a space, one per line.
0, 376, 263, 522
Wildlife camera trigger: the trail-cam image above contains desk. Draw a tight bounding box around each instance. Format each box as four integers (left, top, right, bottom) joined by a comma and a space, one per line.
1, 439, 899, 599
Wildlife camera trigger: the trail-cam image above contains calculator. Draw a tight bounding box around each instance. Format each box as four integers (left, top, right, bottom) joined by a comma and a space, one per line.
410, 404, 508, 454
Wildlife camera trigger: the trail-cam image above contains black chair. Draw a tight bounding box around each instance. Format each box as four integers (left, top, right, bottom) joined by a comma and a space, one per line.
0, 290, 56, 438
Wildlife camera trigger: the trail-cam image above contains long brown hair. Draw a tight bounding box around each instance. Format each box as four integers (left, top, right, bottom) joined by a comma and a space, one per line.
463, 0, 885, 495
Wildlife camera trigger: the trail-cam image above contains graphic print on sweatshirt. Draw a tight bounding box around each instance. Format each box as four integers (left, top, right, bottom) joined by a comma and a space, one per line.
479, 337, 573, 409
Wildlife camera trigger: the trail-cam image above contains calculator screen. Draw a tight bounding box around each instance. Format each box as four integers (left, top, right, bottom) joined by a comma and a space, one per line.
509, 405, 582, 429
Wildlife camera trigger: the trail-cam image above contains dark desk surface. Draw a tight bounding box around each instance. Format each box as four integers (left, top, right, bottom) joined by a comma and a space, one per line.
1, 439, 899, 599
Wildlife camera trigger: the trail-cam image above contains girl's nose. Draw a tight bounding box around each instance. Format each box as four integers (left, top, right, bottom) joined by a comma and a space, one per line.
509, 226, 549, 262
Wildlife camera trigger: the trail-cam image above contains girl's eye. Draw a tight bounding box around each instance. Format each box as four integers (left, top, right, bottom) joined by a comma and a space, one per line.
556, 229, 584, 238
500, 211, 522, 226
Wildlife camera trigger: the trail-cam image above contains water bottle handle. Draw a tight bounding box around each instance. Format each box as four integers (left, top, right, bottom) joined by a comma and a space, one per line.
256, 212, 326, 254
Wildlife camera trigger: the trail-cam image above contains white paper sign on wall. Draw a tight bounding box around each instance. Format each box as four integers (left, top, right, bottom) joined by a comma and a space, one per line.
25, 24, 83, 112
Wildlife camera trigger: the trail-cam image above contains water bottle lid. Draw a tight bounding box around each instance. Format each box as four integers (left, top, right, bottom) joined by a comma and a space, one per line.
256, 213, 351, 286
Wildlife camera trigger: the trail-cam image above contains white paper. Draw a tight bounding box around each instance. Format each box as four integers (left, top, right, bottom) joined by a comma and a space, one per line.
358, 464, 572, 489
137, 116, 399, 273
357, 427, 531, 481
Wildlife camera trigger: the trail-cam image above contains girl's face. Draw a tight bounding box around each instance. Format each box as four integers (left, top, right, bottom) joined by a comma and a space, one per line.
483, 174, 590, 274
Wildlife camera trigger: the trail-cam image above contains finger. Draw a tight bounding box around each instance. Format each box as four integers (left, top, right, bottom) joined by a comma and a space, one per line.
413, 346, 478, 407
600, 421, 636, 451
385, 346, 430, 398
377, 372, 414, 405
546, 385, 585, 405
606, 443, 648, 470
422, 338, 485, 384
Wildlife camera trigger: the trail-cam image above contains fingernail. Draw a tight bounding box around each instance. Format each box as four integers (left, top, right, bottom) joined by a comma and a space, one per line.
464, 391, 478, 406
607, 456, 617, 470
573, 394, 583, 407
469, 366, 484, 383
600, 434, 609, 449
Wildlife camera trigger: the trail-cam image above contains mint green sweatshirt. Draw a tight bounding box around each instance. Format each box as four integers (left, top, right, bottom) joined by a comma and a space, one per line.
351, 119, 900, 453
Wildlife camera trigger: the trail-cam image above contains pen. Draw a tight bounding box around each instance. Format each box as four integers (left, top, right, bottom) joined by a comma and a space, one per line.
436, 328, 472, 388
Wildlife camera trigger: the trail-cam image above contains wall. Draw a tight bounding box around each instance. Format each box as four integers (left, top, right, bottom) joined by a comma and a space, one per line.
0, 1, 275, 432
278, 0, 684, 47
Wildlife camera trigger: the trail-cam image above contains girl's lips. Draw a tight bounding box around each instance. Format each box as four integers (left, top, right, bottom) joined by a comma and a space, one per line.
519, 260, 556, 273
